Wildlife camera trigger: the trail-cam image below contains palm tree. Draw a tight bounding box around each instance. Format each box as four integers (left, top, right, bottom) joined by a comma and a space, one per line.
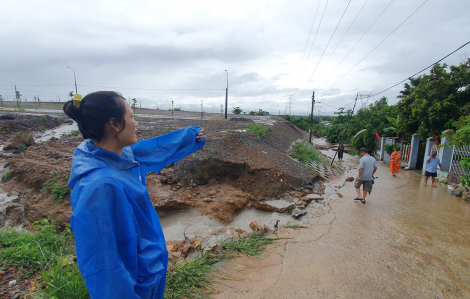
397, 76, 422, 99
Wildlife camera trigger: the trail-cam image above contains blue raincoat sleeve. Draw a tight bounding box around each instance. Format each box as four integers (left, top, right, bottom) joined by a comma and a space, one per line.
130, 126, 205, 183
71, 179, 142, 299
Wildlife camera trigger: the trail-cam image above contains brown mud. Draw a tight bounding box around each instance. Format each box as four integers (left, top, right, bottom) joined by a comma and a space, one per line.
0, 112, 324, 230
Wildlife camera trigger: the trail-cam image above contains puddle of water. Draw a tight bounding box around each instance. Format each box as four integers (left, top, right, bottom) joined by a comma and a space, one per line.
159, 210, 224, 241
159, 207, 303, 241
35, 123, 78, 143
264, 199, 294, 209
0, 108, 63, 114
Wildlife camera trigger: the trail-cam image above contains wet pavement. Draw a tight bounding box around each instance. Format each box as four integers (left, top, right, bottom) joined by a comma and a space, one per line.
212, 152, 470, 298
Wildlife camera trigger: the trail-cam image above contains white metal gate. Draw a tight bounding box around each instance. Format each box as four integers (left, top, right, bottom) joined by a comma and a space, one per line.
450, 145, 470, 177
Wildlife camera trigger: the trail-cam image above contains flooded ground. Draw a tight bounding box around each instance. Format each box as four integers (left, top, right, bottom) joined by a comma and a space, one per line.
212, 152, 470, 298
34, 122, 78, 143
160, 206, 303, 241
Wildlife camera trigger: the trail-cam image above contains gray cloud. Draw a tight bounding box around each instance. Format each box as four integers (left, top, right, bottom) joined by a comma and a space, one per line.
0, 0, 469, 115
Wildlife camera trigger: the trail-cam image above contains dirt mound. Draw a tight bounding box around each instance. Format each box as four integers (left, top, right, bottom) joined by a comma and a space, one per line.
1, 114, 322, 230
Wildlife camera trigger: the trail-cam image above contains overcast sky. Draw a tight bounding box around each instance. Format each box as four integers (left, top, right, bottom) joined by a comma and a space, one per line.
1, 0, 469, 115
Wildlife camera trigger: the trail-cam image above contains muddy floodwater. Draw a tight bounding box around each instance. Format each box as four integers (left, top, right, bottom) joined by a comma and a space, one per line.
160, 206, 303, 241
34, 122, 78, 143
212, 153, 470, 298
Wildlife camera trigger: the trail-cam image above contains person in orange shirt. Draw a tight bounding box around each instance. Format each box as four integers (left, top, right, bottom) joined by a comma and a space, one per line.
390, 148, 401, 177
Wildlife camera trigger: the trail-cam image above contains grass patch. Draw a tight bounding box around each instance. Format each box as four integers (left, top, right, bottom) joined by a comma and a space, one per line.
1, 170, 11, 182
42, 172, 70, 202
290, 141, 327, 164
61, 130, 79, 138
284, 224, 308, 229
165, 253, 228, 299
245, 124, 273, 141
166, 233, 276, 298
41, 258, 90, 299
219, 233, 276, 257
1, 227, 276, 298
0, 214, 74, 275
40, 115, 47, 121
203, 148, 217, 153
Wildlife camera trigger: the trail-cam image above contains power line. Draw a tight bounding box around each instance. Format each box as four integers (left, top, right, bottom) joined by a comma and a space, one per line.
81, 85, 225, 91
293, 0, 323, 97
362, 40, 470, 99
298, 0, 353, 101
316, 0, 369, 80
295, 0, 330, 99
320, 40, 470, 115
319, 0, 395, 87
0, 83, 224, 91
0, 84, 72, 87
329, 0, 429, 89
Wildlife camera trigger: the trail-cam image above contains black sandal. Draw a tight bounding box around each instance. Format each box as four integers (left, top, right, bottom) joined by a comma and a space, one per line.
354, 197, 362, 201
361, 199, 366, 204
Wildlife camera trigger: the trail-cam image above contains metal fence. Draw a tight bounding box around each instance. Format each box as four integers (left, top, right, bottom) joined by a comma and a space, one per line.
450, 145, 470, 177
401, 143, 410, 162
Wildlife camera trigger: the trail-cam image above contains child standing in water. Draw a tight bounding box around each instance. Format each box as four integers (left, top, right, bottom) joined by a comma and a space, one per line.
63, 91, 204, 298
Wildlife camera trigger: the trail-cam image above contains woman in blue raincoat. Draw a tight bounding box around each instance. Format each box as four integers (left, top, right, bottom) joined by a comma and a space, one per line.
63, 91, 204, 299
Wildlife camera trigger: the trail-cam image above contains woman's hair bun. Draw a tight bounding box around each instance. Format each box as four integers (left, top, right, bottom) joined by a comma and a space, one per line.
63, 100, 81, 122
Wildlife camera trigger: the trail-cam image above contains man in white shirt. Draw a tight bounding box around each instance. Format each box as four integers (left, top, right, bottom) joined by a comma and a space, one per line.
354, 148, 377, 204
423, 150, 443, 187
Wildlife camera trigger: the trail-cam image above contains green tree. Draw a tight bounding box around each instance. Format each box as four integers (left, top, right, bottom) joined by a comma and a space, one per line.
15, 90, 21, 108
0, 95, 3, 107
69, 91, 74, 101
326, 97, 398, 149
33, 95, 41, 109
397, 60, 470, 140
232, 107, 243, 114
131, 98, 137, 114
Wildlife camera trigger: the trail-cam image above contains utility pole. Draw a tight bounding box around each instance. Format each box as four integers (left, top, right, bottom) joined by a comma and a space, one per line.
201, 99, 204, 120
288, 95, 292, 116
15, 84, 18, 108
309, 91, 315, 143
224, 70, 228, 119
331, 94, 359, 166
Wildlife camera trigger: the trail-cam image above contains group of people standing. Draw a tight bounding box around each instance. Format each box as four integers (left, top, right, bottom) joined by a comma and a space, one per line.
353, 146, 444, 204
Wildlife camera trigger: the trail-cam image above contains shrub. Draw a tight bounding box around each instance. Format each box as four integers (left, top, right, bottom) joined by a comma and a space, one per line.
290, 141, 326, 164
246, 124, 273, 141
1, 170, 11, 182
42, 172, 70, 203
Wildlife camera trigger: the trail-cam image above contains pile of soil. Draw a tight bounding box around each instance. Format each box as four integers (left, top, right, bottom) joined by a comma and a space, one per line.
1, 114, 323, 229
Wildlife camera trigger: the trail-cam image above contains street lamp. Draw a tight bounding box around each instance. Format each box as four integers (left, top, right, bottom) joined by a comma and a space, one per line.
224, 70, 228, 119
66, 66, 78, 94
